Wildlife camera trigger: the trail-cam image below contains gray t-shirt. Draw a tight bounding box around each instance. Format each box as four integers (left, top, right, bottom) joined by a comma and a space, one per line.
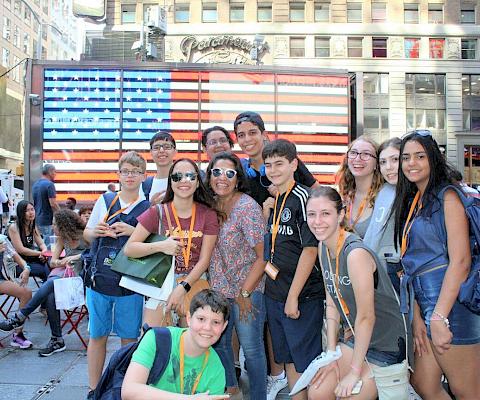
320, 234, 405, 353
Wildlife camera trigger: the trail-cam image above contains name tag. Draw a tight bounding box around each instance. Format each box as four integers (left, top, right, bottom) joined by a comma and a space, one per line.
265, 261, 279, 280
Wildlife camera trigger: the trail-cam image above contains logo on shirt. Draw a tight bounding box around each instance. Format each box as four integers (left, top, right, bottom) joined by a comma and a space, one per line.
281, 208, 291, 223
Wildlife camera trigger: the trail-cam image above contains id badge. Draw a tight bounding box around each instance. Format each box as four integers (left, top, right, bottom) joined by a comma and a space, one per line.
263, 232, 272, 262
265, 261, 279, 280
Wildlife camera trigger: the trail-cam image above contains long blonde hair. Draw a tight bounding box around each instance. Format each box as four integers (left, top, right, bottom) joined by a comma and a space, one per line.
336, 136, 383, 207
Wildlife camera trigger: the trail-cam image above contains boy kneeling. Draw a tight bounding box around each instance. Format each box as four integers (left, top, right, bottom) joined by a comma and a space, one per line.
122, 290, 230, 400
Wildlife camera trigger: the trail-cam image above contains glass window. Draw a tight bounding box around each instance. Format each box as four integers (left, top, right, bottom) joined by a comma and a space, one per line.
290, 37, 305, 57
2, 47, 10, 68
42, 0, 48, 14
257, 2, 272, 22
372, 37, 387, 58
428, 3, 443, 24
364, 109, 389, 129
24, 7, 31, 25
121, 4, 136, 24
4, 0, 11, 10
364, 73, 389, 94
13, 25, 19, 48
2, 17, 10, 40
348, 37, 363, 57
404, 3, 419, 23
461, 4, 475, 24
429, 38, 445, 59
412, 109, 445, 130
175, 3, 189, 23
290, 2, 305, 22
23, 33, 30, 55
371, 2, 386, 22
405, 38, 420, 58
462, 39, 476, 59
14, 0, 20, 14
314, 2, 330, 22
347, 2, 362, 22
315, 37, 330, 57
203, 3, 217, 23
230, 3, 244, 22
406, 73, 445, 95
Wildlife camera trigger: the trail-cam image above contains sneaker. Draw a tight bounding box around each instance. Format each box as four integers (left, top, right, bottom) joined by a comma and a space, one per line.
38, 337, 66, 357
266, 373, 288, 400
10, 331, 33, 349
0, 313, 24, 332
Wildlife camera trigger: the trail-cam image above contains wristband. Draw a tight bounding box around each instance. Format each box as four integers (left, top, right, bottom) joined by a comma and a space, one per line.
431, 311, 450, 328
24, 264, 31, 272
179, 280, 191, 293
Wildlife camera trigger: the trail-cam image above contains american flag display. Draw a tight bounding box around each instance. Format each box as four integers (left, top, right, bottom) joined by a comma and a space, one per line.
42, 67, 350, 202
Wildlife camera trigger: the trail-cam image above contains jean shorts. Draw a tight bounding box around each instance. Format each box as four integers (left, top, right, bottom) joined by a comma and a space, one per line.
344, 337, 403, 367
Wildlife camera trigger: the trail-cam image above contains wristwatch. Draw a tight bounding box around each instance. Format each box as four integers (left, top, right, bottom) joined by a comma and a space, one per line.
179, 280, 191, 293
241, 289, 251, 298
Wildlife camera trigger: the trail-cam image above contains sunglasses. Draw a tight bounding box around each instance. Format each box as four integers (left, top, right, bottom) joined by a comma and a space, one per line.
211, 167, 237, 179
402, 129, 433, 139
170, 171, 198, 182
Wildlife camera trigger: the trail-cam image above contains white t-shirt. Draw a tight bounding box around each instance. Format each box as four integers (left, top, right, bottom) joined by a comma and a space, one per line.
138, 177, 168, 199
0, 187, 7, 216
86, 191, 146, 229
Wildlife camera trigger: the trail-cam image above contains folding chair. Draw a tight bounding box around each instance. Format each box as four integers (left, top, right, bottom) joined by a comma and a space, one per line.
0, 293, 17, 319
61, 305, 89, 349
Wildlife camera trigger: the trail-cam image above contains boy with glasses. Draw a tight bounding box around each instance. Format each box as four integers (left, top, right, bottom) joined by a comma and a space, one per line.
83, 151, 151, 399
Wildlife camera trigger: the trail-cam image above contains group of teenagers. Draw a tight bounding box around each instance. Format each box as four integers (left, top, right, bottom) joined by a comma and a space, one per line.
1, 110, 479, 400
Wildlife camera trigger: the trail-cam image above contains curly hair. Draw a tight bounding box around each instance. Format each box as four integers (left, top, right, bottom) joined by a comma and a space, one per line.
336, 136, 383, 207
53, 209, 85, 243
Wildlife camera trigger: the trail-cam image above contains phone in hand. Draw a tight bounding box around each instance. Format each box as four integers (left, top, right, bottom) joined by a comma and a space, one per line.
351, 380, 363, 395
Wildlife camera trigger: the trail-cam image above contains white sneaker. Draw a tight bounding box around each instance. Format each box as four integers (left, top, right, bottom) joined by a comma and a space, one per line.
266, 374, 288, 400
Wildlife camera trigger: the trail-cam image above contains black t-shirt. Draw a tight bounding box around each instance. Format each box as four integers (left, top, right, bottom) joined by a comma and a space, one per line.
247, 159, 316, 207
265, 183, 325, 302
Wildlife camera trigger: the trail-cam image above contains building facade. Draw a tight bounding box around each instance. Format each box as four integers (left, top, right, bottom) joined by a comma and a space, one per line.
0, 0, 78, 169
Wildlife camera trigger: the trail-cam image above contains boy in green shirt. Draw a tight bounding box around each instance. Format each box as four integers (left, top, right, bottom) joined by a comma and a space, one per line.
122, 290, 230, 399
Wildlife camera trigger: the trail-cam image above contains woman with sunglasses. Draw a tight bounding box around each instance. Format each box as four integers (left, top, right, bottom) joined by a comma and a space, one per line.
337, 137, 383, 238
205, 152, 267, 400
392, 131, 480, 399
126, 158, 219, 327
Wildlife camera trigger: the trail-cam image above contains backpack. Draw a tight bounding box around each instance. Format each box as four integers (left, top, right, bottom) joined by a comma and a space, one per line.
142, 177, 154, 200
439, 185, 480, 314
93, 326, 172, 400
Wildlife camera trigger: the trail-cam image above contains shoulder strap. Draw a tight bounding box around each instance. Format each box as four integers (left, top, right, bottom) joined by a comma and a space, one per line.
102, 192, 120, 220
163, 203, 174, 234
157, 204, 165, 235
147, 327, 172, 385
142, 177, 154, 200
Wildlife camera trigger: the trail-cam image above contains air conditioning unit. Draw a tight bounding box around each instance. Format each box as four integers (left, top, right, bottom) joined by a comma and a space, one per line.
145, 6, 167, 34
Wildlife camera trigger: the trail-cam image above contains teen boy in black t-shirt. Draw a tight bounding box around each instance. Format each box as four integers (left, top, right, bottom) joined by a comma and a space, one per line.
262, 139, 324, 400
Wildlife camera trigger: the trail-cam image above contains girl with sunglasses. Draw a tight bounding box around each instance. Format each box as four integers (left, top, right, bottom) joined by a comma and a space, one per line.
126, 158, 219, 327
392, 132, 480, 399
337, 137, 383, 238
205, 152, 268, 400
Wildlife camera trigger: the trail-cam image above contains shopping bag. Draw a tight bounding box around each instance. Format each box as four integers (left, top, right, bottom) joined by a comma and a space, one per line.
54, 268, 85, 310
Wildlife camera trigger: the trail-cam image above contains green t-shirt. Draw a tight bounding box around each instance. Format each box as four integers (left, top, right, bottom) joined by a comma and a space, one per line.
131, 327, 226, 395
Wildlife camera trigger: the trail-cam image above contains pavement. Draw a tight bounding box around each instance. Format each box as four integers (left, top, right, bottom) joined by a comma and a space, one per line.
0, 280, 290, 400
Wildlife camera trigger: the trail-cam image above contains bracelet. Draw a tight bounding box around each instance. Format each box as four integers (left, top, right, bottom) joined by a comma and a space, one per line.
431, 311, 450, 328
24, 264, 31, 272
350, 364, 362, 375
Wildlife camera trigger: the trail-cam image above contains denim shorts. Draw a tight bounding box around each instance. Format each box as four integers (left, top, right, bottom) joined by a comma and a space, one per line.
413, 266, 480, 345
344, 337, 403, 367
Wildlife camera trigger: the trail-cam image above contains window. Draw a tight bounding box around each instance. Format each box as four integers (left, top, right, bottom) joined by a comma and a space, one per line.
347, 2, 362, 22
290, 37, 305, 57
23, 33, 30, 55
14, 0, 20, 14
348, 37, 363, 57
230, 3, 244, 22
462, 39, 477, 59
461, 4, 475, 24
13, 25, 19, 48
372, 37, 387, 58
364, 108, 389, 130
405, 38, 420, 58
462, 75, 480, 130
315, 37, 330, 57
463, 75, 480, 95
24, 7, 31, 25
290, 2, 305, 22
429, 38, 445, 59
2, 17, 10, 41
257, 2, 272, 22
406, 73, 445, 95
4, 0, 11, 10
121, 4, 136, 24
428, 3, 443, 24
314, 2, 330, 22
202, 3, 217, 23
407, 109, 445, 130
41, 0, 48, 14
364, 73, 389, 94
404, 3, 419, 23
174, 3, 189, 23
371, 2, 386, 22
2, 48, 9, 68
364, 74, 389, 136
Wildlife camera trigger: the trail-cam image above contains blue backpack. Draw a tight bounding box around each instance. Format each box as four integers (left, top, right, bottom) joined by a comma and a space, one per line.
142, 177, 154, 200
93, 326, 172, 400
439, 185, 480, 314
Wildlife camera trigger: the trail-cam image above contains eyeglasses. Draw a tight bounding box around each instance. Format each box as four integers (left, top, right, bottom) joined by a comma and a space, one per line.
211, 168, 237, 179
206, 137, 229, 147
119, 169, 144, 177
151, 143, 175, 151
402, 129, 433, 140
347, 150, 377, 161
170, 171, 198, 182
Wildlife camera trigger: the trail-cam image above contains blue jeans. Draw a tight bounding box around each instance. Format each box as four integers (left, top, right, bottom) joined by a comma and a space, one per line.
38, 225, 53, 248
21, 276, 62, 338
214, 291, 267, 400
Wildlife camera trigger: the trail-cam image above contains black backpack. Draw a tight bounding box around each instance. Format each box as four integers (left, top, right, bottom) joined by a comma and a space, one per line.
93, 326, 172, 400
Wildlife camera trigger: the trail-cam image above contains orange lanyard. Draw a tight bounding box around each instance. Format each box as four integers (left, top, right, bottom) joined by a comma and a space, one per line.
102, 193, 139, 222
401, 191, 422, 257
346, 191, 370, 228
271, 181, 295, 258
326, 229, 350, 315
179, 332, 210, 394
171, 203, 196, 268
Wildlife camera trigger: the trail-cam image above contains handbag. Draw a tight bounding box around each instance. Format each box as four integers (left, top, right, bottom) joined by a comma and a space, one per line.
53, 267, 85, 310
111, 205, 172, 288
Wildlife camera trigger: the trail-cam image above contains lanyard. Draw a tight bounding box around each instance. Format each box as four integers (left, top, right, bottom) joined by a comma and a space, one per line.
401, 191, 422, 257
179, 332, 210, 394
102, 193, 139, 223
346, 191, 371, 228
271, 181, 295, 259
326, 228, 350, 316
171, 203, 196, 268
